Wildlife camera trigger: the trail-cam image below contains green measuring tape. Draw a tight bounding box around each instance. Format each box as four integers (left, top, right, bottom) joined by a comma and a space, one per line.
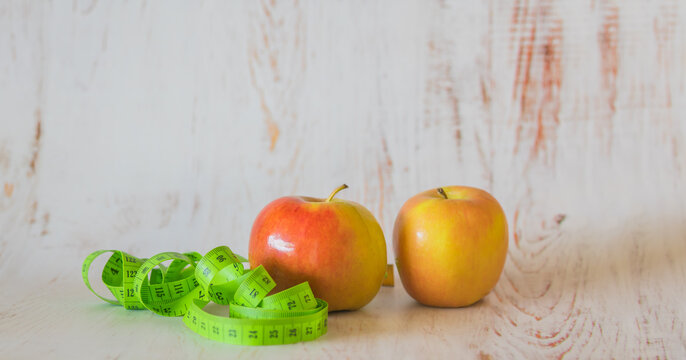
82, 246, 328, 345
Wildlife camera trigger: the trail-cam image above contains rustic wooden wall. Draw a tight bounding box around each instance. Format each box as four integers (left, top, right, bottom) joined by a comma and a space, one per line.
1, 0, 685, 357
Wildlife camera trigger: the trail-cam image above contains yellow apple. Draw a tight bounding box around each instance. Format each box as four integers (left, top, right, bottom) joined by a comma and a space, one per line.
393, 186, 508, 307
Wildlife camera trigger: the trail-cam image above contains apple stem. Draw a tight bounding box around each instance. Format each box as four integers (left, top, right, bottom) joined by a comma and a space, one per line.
326, 184, 349, 202
437, 187, 448, 199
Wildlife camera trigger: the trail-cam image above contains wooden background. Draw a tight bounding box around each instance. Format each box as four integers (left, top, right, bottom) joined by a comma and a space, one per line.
1, 0, 685, 358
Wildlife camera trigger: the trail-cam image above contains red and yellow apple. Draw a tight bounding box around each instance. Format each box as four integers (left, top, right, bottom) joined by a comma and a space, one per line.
393, 186, 508, 307
249, 185, 387, 311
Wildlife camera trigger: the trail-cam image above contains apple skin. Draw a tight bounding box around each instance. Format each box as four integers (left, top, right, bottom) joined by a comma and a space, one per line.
393, 186, 508, 307
249, 189, 387, 311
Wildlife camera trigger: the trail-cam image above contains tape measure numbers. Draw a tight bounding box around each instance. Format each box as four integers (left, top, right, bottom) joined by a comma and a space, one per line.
82, 246, 328, 345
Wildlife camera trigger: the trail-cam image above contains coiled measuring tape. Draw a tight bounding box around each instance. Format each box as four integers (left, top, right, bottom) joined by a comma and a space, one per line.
82, 246, 328, 345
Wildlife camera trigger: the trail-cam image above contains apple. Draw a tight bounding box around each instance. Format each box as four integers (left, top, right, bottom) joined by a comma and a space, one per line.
249, 184, 387, 311
393, 186, 508, 307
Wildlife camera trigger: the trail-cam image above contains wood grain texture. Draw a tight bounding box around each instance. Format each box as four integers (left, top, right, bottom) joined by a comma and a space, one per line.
1, 0, 685, 358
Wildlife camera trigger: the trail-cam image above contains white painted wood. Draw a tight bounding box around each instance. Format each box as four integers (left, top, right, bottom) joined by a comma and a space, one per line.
1, 0, 685, 358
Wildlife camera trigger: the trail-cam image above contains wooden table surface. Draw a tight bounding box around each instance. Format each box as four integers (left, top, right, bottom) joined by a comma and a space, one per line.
2, 218, 685, 359
1, 0, 686, 358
